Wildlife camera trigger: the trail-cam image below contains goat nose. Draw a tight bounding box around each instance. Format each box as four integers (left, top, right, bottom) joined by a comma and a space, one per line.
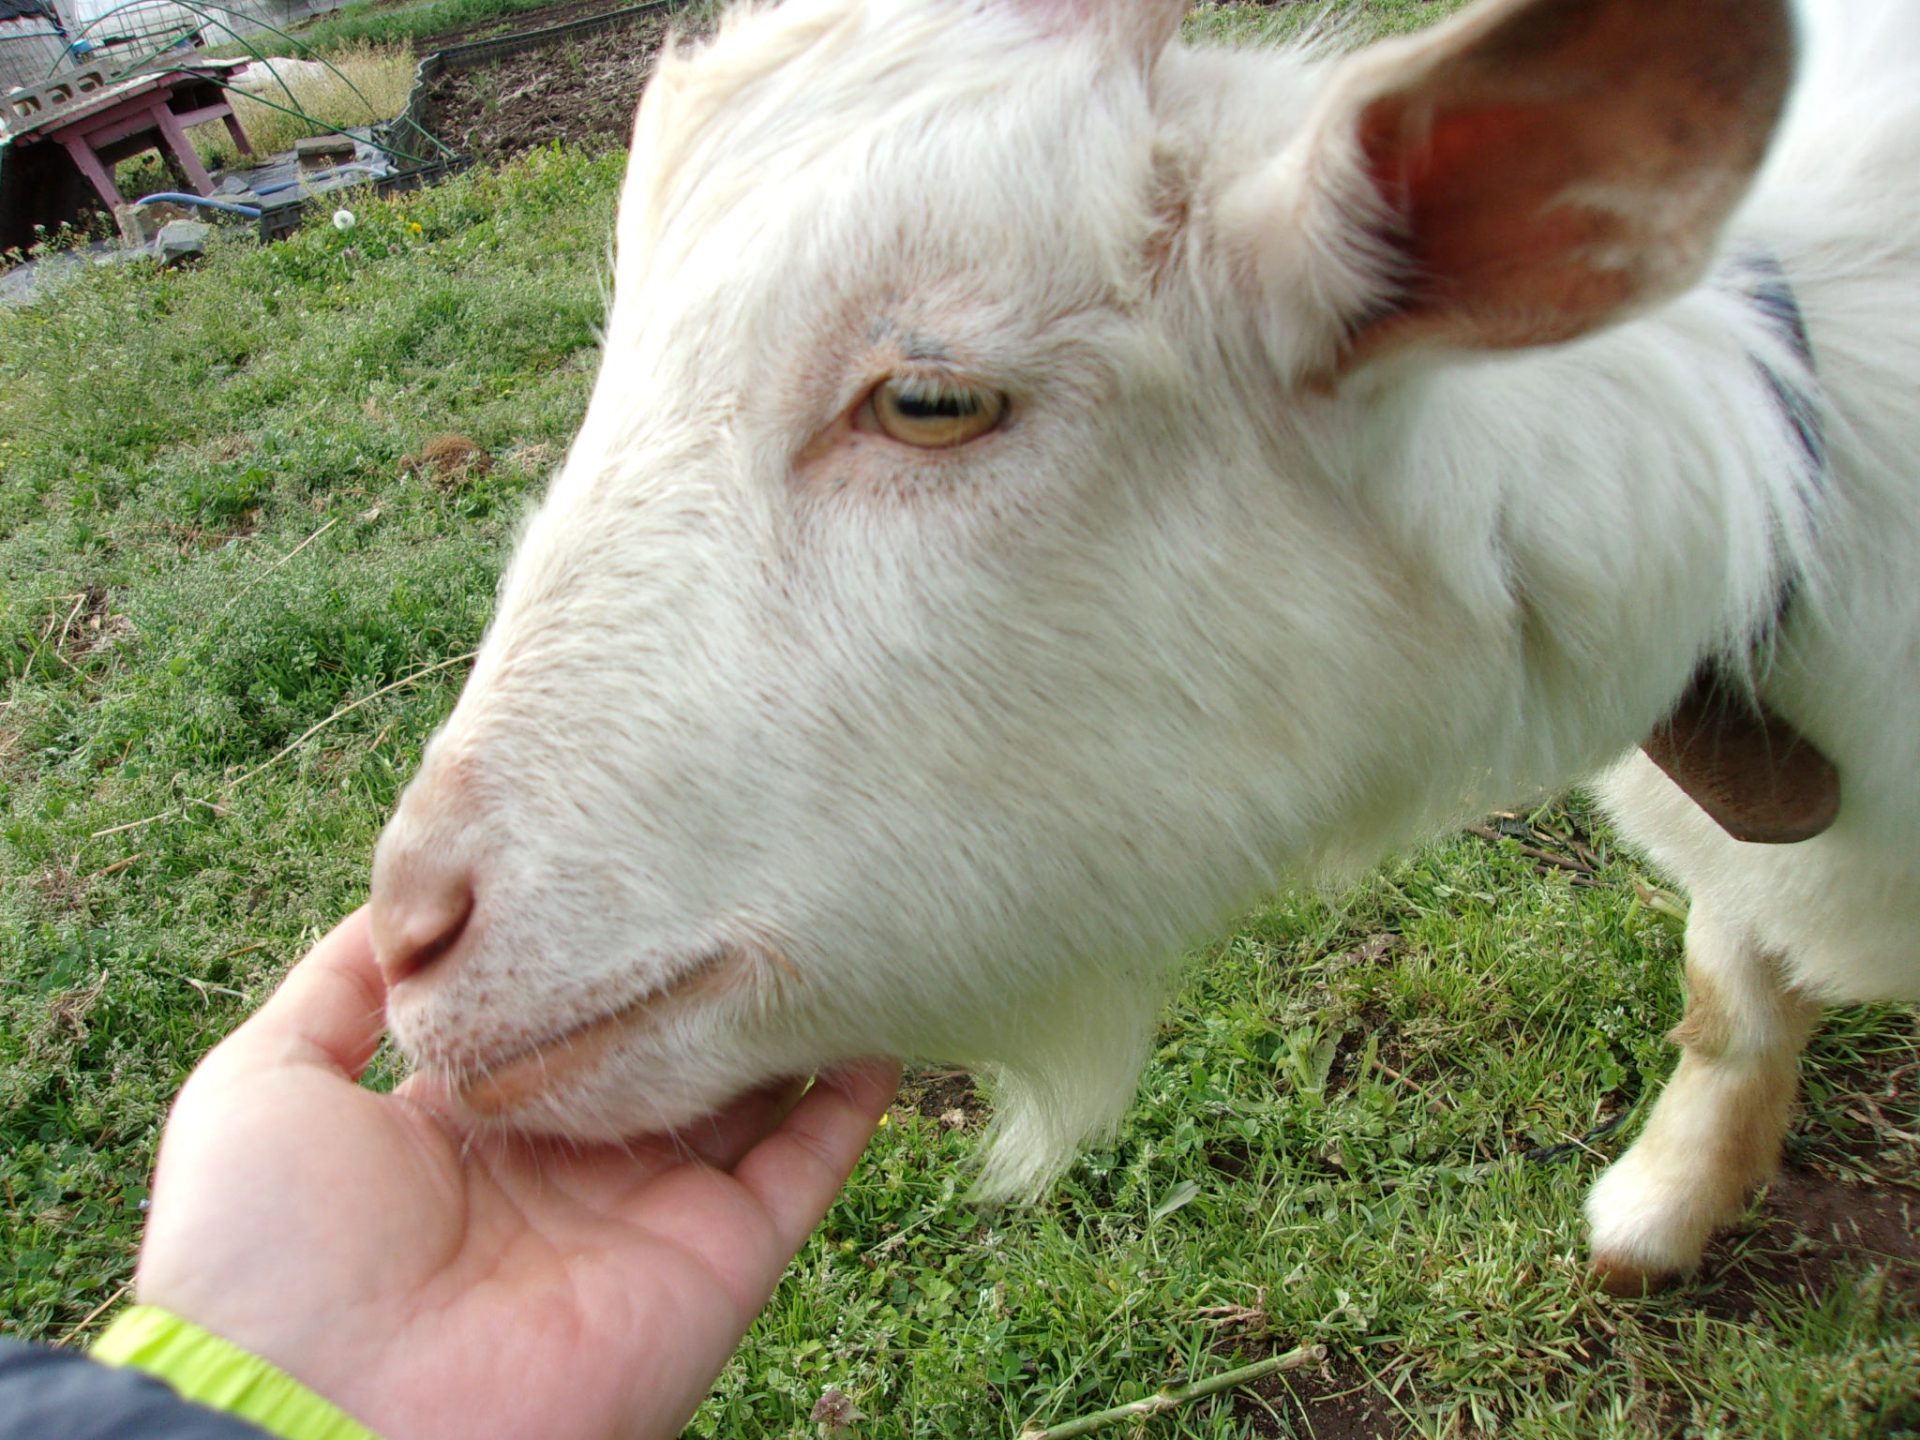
370, 872, 475, 986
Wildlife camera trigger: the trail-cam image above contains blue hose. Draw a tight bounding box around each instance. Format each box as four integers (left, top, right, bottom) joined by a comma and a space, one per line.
134, 192, 264, 219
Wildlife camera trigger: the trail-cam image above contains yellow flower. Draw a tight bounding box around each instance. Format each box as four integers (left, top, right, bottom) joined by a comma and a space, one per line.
408, 222, 424, 234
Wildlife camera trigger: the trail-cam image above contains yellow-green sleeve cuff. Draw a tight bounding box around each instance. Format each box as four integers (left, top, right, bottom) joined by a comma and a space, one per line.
91, 1304, 382, 1440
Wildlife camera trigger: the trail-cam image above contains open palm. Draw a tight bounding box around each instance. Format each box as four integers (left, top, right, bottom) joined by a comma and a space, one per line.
134, 909, 898, 1440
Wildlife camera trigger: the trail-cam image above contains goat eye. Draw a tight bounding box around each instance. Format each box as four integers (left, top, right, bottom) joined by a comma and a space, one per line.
861, 378, 1006, 449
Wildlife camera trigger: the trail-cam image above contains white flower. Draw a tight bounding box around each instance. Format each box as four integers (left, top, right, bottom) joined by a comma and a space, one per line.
332, 209, 357, 230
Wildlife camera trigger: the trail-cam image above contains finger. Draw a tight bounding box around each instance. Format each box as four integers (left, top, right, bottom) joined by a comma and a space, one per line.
481, 1078, 815, 1215
222, 907, 389, 1080
464, 1075, 817, 1213
669, 1076, 809, 1171
730, 1060, 901, 1255
394, 1072, 810, 1182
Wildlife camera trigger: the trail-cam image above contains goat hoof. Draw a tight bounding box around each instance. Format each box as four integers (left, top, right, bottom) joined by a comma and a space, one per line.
1590, 1255, 1678, 1297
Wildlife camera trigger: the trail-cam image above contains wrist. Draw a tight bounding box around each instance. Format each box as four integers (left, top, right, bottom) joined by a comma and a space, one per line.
92, 1304, 383, 1440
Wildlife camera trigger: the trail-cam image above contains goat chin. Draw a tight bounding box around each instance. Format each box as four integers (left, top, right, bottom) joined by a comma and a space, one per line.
370, 0, 1920, 1292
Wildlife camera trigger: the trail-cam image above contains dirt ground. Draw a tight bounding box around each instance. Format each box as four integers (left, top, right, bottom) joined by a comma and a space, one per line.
419, 6, 673, 163
412, 0, 656, 52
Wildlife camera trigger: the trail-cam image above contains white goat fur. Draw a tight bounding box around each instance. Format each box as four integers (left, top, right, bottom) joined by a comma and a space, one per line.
373, 0, 1920, 1284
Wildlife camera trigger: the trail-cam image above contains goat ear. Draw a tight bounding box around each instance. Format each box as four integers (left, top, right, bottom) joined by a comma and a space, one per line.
1301, 0, 1795, 367
1006, 0, 1186, 66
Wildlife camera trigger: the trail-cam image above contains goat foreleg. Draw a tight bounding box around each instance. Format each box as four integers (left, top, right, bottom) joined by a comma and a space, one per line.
1585, 902, 1820, 1293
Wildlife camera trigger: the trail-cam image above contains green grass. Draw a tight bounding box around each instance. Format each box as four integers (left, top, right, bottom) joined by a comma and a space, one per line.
286, 0, 704, 53
0, 145, 616, 1334
1182, 0, 1475, 46
267, 0, 585, 53
3, 4, 1917, 1436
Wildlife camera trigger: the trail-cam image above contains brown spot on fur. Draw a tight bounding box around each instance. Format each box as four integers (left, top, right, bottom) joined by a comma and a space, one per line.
1142, 145, 1193, 295
1678, 984, 1821, 1210
1668, 964, 1733, 1056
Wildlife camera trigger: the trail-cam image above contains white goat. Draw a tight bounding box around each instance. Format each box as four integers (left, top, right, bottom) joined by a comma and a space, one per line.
370, 0, 1920, 1291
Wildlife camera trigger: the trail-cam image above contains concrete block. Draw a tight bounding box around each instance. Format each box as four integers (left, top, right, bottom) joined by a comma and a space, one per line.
155, 220, 211, 265
295, 134, 357, 169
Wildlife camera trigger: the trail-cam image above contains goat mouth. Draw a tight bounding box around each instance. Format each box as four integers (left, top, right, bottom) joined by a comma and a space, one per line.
452, 947, 741, 1117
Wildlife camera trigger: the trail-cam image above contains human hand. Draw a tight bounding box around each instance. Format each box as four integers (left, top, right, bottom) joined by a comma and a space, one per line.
133, 908, 899, 1440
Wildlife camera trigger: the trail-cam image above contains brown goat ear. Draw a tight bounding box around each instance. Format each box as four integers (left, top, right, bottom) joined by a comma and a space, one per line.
1323, 0, 1796, 367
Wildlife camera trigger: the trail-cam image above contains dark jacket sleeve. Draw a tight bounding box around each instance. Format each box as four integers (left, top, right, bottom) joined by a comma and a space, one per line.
0, 1337, 272, 1440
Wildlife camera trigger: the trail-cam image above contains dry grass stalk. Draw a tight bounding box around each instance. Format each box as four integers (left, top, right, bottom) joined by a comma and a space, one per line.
189, 44, 417, 163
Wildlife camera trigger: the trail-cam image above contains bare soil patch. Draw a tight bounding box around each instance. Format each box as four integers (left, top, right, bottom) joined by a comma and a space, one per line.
1236, 1349, 1404, 1440
419, 11, 671, 162
895, 1066, 988, 1130
1698, 1164, 1920, 1321
411, 0, 649, 53
1713, 1009, 1920, 1308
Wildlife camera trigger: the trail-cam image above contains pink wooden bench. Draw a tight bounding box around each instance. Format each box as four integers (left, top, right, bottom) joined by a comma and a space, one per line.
2, 61, 250, 209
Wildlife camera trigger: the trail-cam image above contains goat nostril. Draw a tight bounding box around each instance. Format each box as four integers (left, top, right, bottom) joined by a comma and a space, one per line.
372, 883, 475, 987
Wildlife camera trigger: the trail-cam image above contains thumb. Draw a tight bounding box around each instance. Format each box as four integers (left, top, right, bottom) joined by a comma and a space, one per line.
221, 907, 390, 1080
732, 1060, 902, 1255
